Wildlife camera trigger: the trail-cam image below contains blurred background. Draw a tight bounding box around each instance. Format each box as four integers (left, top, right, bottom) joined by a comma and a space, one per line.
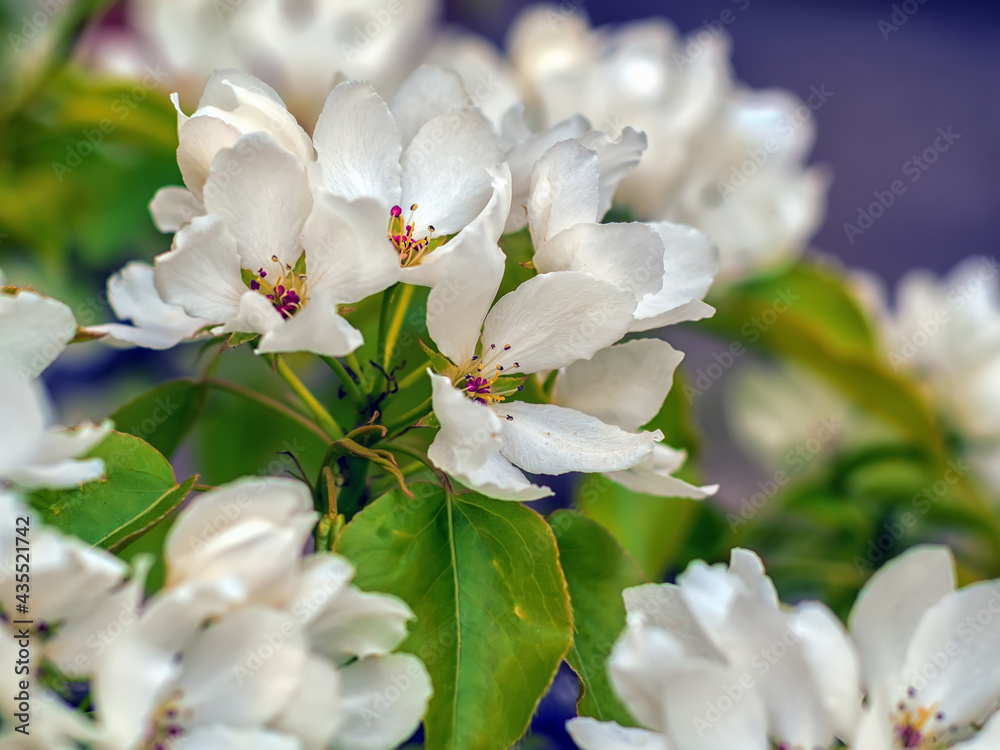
2, 0, 999, 746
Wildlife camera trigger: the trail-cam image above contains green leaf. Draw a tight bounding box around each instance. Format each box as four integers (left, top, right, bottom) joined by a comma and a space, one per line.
550, 510, 644, 726
336, 484, 573, 750
577, 474, 703, 581
418, 337, 455, 375
111, 379, 208, 458
28, 431, 195, 551
226, 331, 259, 348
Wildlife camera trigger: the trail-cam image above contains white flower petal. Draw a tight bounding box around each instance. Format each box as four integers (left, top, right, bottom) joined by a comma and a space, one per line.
427, 372, 504, 475
154, 215, 247, 323
451, 451, 553, 502
196, 70, 313, 166
503, 110, 590, 232
400, 107, 504, 236
203, 134, 313, 270
577, 126, 648, 220
177, 115, 242, 199
180, 726, 302, 750
480, 272, 636, 373
631, 222, 718, 330
566, 718, 670, 750
899, 581, 1000, 728
790, 601, 863, 741
499, 401, 660, 476
956, 709, 1000, 749
7, 421, 111, 489
314, 81, 402, 209
256, 290, 363, 357
0, 290, 76, 379
150, 186, 204, 232
0, 372, 48, 480
528, 139, 600, 248
621, 584, 723, 661
389, 65, 472, 147
553, 338, 683, 431
848, 545, 956, 699
535, 222, 667, 305
633, 299, 716, 331
308, 585, 414, 663
301, 193, 400, 303
657, 661, 769, 750
269, 655, 343, 750
606, 444, 716, 499
333, 654, 432, 750
90, 261, 211, 349
176, 607, 307, 727
218, 291, 285, 337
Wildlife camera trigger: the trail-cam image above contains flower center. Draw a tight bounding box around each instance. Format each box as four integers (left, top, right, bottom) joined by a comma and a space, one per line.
388, 204, 447, 267
141, 693, 188, 750
454, 343, 524, 415
249, 255, 307, 319
891, 689, 965, 749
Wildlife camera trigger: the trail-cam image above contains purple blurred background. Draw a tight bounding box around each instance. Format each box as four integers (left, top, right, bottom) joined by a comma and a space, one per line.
446, 0, 1000, 286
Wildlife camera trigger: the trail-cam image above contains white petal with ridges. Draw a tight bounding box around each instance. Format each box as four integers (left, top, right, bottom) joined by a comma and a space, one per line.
150, 186, 204, 232
256, 290, 363, 357
528, 139, 600, 248
400, 107, 504, 236
203, 134, 312, 271
155, 215, 247, 324
480, 272, 636, 373
314, 81, 402, 209
499, 401, 660, 475
553, 339, 683, 431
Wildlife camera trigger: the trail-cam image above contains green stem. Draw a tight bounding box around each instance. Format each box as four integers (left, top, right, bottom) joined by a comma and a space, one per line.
384, 283, 415, 368
346, 352, 370, 393
271, 356, 344, 440
322, 356, 366, 407
204, 378, 329, 442
384, 397, 433, 438
376, 284, 397, 375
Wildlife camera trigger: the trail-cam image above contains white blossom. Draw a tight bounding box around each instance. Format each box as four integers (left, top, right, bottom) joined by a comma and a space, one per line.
568, 548, 860, 750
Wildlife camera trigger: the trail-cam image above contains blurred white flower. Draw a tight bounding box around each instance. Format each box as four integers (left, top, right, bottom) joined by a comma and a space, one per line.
859, 257, 1000, 493
526, 139, 718, 330
849, 546, 1000, 749
0, 288, 110, 489
0, 491, 128, 748
567, 548, 859, 750
82, 0, 437, 126
551, 339, 716, 499
446, 5, 826, 279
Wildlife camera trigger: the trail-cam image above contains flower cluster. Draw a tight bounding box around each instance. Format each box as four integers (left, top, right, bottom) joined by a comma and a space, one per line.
89, 64, 719, 502
569, 546, 1000, 750
0, 479, 430, 748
